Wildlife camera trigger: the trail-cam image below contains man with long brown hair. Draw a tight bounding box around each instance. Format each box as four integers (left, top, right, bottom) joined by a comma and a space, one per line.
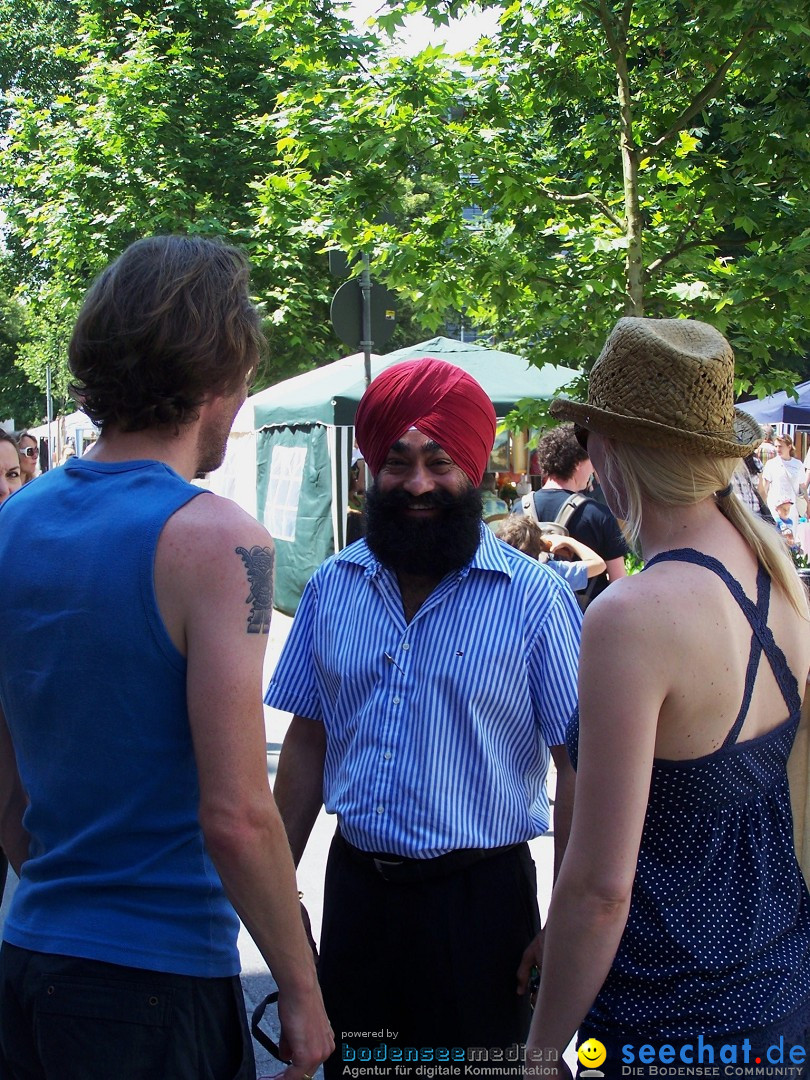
0, 236, 332, 1079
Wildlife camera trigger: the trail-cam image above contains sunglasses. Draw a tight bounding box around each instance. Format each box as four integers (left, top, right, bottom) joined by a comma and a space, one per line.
19, 446, 37, 459
573, 424, 590, 452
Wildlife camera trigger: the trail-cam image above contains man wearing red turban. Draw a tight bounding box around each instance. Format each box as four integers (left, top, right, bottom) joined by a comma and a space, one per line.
267, 358, 581, 1078
354, 357, 497, 487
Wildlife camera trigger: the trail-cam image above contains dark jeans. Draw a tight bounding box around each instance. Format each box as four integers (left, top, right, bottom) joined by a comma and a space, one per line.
0, 943, 255, 1079
319, 834, 541, 1080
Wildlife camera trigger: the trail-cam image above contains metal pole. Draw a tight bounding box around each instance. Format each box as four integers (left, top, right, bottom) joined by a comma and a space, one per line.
360, 253, 373, 386
45, 364, 53, 470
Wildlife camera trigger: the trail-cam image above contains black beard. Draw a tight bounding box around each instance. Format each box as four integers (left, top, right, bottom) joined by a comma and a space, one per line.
364, 483, 483, 578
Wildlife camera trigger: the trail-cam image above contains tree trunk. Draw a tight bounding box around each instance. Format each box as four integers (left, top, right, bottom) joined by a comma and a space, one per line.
602, 2, 644, 315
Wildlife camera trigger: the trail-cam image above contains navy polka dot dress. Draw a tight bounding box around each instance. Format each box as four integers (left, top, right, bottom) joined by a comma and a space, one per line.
566, 549, 810, 1040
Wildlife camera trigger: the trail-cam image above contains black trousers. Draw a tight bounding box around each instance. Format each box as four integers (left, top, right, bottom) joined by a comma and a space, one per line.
0, 943, 254, 1080
319, 834, 541, 1080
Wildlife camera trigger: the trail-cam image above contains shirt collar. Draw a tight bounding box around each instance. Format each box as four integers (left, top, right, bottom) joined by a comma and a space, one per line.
336, 522, 513, 582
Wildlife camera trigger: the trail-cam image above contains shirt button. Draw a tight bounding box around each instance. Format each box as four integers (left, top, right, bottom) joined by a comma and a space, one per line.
401, 642, 410, 651
384, 751, 392, 760
392, 696, 400, 705
376, 804, 384, 814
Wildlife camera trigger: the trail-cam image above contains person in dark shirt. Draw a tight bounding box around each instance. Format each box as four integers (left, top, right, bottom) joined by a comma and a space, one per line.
517, 423, 628, 599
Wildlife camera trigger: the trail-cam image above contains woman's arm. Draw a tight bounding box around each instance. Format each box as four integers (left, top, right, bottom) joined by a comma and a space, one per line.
526, 582, 668, 1067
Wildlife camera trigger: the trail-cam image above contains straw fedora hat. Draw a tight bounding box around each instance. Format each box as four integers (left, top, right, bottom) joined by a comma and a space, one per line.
549, 317, 762, 457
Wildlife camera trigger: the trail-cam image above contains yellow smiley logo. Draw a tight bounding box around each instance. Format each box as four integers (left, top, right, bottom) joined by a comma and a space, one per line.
577, 1038, 607, 1069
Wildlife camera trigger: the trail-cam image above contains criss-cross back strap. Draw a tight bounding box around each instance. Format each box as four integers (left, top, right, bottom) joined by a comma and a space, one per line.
644, 548, 801, 744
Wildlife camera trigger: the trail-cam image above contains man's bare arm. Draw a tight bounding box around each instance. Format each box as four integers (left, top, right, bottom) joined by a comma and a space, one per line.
156, 493, 333, 1077
274, 716, 326, 867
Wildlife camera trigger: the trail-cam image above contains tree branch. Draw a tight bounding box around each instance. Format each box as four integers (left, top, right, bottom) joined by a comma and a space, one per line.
645, 234, 760, 277
597, 0, 624, 68
645, 238, 716, 276
579, 0, 602, 19
620, 0, 634, 41
535, 185, 624, 229
644, 195, 709, 279
599, 0, 643, 312
642, 24, 759, 152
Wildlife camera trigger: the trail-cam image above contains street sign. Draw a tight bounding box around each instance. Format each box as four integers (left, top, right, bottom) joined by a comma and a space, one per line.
330, 278, 398, 352
328, 249, 355, 278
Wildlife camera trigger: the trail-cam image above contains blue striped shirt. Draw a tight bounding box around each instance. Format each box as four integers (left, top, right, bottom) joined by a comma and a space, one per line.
265, 524, 582, 857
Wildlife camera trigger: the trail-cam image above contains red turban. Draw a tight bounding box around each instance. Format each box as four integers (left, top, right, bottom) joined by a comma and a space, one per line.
354, 358, 496, 486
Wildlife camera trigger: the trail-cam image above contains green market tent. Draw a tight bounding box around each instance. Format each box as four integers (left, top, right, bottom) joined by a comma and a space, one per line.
250, 335, 578, 426
238, 336, 578, 614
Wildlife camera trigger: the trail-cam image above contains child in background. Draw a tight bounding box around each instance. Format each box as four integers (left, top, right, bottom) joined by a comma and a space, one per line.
495, 516, 606, 594
775, 499, 802, 556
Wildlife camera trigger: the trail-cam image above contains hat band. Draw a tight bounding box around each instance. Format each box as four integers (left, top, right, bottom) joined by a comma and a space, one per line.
584, 410, 736, 440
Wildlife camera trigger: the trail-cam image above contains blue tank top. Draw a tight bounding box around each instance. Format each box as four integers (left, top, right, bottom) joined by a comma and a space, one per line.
0, 458, 240, 977
566, 548, 810, 1038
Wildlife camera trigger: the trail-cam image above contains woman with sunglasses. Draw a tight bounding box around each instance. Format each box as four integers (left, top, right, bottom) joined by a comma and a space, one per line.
0, 433, 22, 508
527, 318, 810, 1078
15, 433, 38, 485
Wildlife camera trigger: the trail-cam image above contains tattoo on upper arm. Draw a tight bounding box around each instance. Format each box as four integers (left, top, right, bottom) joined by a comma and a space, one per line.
236, 545, 274, 634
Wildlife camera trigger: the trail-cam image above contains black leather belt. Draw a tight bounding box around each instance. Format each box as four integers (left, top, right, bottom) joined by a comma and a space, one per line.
336, 830, 522, 883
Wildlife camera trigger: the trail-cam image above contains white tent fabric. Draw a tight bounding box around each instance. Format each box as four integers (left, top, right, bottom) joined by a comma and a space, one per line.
194, 429, 258, 518
27, 410, 100, 467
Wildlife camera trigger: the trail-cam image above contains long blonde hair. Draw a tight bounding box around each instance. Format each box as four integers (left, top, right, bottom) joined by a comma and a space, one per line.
601, 440, 809, 618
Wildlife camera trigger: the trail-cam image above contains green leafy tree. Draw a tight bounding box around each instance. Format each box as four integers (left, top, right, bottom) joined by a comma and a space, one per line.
8, 0, 810, 408
0, 0, 359, 395
0, 0, 79, 118
0, 290, 46, 428
251, 0, 810, 414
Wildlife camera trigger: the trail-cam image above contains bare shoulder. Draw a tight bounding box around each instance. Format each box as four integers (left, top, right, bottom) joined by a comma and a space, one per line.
156, 492, 275, 648
582, 567, 689, 666
162, 490, 273, 557
584, 572, 654, 634
584, 551, 756, 670
579, 570, 683, 739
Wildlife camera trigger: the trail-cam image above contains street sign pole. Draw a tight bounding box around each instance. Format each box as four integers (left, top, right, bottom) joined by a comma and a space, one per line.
360, 253, 373, 387
45, 364, 53, 470
330, 249, 397, 380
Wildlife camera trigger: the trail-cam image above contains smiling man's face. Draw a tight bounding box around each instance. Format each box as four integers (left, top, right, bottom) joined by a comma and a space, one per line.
364, 429, 483, 579
375, 429, 470, 504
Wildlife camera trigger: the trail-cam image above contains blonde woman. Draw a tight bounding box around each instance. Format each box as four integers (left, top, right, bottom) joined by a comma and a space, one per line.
527, 319, 810, 1078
